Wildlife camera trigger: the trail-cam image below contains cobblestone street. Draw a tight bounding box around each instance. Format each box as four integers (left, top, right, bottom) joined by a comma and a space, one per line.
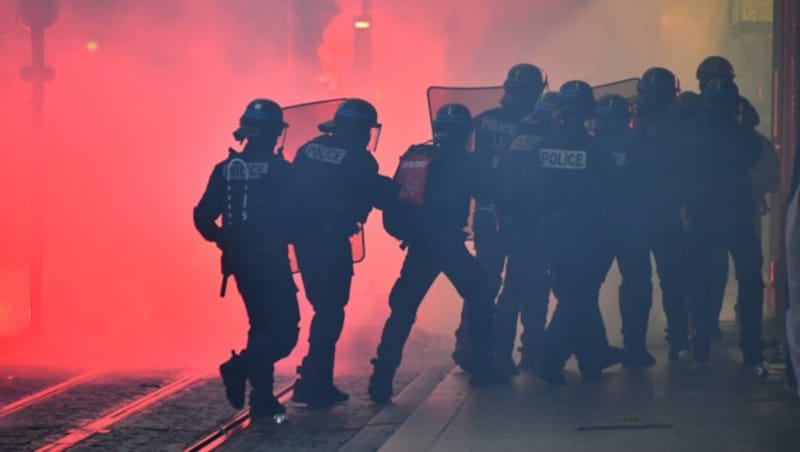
0, 330, 447, 451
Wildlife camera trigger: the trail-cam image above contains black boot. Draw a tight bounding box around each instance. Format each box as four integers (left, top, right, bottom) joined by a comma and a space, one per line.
495, 356, 520, 379
622, 347, 657, 368
219, 350, 247, 410
368, 359, 394, 405
533, 363, 567, 386
291, 365, 349, 407
250, 391, 286, 421
581, 346, 624, 381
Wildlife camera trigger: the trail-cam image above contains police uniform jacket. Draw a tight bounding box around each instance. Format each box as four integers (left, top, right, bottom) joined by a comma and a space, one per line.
292, 134, 381, 236
193, 149, 310, 257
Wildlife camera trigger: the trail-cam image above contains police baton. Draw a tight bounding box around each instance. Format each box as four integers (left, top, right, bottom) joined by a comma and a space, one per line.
219, 274, 230, 298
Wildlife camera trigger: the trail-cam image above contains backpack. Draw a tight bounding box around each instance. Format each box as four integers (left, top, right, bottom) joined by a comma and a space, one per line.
383, 144, 436, 241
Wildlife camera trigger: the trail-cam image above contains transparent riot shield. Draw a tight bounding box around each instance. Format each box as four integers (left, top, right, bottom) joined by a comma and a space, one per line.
591, 77, 640, 100
426, 78, 641, 240
427, 86, 504, 135
282, 99, 344, 162
426, 79, 641, 130
282, 99, 366, 272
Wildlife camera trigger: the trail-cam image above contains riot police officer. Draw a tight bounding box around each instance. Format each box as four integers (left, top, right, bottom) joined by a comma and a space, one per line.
633, 67, 691, 361
291, 98, 388, 406
193, 99, 304, 420
369, 103, 500, 404
697, 56, 768, 362
533, 81, 621, 385
490, 93, 559, 375
453, 63, 547, 370
593, 94, 656, 367
685, 79, 761, 362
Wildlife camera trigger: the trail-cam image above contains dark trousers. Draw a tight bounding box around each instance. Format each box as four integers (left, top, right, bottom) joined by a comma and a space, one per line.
712, 220, 764, 356
294, 233, 353, 384
232, 253, 300, 403
600, 213, 654, 351
538, 213, 610, 373
651, 217, 690, 350
375, 235, 496, 376
708, 218, 765, 357
685, 224, 728, 345
494, 231, 549, 364
455, 208, 506, 350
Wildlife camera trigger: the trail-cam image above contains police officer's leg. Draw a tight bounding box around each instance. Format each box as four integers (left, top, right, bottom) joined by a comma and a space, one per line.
536, 216, 582, 384
439, 237, 501, 384
729, 220, 765, 363
454, 208, 505, 366
652, 221, 690, 358
234, 257, 301, 418
517, 247, 550, 371
571, 239, 618, 379
370, 246, 440, 403
617, 215, 655, 366
494, 242, 532, 374
708, 253, 730, 337
294, 235, 353, 404
686, 227, 727, 363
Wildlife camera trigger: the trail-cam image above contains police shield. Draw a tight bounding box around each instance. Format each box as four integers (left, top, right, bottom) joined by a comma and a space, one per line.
591, 77, 640, 100
282, 99, 344, 162
426, 78, 641, 133
427, 86, 504, 136
282, 99, 366, 272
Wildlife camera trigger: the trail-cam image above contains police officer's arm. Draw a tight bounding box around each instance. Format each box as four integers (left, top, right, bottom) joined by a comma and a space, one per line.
352, 154, 382, 223
193, 165, 225, 245
374, 174, 399, 211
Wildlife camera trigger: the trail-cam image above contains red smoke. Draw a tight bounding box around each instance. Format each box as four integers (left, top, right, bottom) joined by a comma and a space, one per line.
0, 0, 734, 371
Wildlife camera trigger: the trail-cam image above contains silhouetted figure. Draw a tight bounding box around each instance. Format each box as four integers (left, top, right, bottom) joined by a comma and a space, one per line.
531, 81, 622, 385
683, 79, 761, 363
633, 67, 691, 361
193, 99, 309, 420
453, 63, 547, 371
490, 92, 559, 376
290, 98, 393, 407
594, 94, 656, 367
370, 103, 502, 404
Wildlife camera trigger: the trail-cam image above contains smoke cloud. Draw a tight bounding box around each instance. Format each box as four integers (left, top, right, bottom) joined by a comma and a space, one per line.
0, 0, 740, 371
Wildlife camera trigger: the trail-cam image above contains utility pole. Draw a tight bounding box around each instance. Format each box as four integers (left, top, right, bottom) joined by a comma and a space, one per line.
17, 0, 58, 337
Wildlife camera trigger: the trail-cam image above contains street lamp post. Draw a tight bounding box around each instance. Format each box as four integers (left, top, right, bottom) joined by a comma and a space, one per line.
17, 0, 58, 337
353, 0, 372, 90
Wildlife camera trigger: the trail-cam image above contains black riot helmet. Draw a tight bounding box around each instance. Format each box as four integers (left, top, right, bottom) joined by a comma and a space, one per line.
319, 98, 380, 133
556, 80, 595, 125
501, 63, 548, 109
318, 98, 381, 150
636, 67, 680, 116
433, 103, 473, 148
233, 98, 288, 143
696, 55, 735, 92
594, 94, 631, 133
702, 78, 741, 119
